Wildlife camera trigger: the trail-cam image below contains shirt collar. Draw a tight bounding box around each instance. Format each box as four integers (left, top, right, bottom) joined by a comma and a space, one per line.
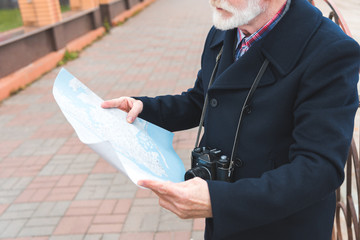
236, 0, 291, 50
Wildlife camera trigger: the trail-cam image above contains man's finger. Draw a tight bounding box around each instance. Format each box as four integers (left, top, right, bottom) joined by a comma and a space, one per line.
126, 100, 143, 123
101, 98, 125, 109
138, 180, 171, 195
137, 179, 163, 190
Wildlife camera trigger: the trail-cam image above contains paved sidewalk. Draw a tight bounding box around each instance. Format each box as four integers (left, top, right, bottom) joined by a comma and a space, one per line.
0, 0, 211, 239
0, 0, 359, 240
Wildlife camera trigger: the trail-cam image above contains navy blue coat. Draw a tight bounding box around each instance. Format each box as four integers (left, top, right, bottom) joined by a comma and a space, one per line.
137, 0, 360, 239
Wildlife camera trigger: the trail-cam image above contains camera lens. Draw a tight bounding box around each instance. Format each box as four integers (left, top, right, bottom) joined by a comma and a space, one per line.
184, 167, 212, 181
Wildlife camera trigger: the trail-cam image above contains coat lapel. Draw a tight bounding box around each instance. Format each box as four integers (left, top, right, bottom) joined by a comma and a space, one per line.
206, 0, 322, 91
261, 0, 322, 75
210, 30, 276, 90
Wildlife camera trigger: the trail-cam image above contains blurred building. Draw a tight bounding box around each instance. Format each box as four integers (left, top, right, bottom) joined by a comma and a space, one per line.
0, 0, 18, 8
0, 0, 70, 9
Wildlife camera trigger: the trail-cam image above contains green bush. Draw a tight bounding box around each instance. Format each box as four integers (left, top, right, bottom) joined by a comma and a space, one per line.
0, 5, 70, 33
61, 5, 71, 13
57, 51, 79, 66
0, 8, 23, 32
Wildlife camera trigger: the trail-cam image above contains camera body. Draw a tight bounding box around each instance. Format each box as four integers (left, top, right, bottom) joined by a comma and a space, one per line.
184, 147, 232, 182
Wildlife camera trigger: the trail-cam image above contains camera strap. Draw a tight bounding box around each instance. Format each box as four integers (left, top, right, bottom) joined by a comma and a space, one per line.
193, 45, 270, 180
194, 46, 224, 148
228, 59, 269, 178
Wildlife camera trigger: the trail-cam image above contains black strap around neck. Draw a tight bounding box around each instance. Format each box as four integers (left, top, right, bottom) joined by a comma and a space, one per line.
228, 59, 269, 179
194, 46, 224, 148
193, 46, 270, 180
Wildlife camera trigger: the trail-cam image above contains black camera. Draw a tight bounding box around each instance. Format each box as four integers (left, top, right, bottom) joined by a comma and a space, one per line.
184, 147, 232, 182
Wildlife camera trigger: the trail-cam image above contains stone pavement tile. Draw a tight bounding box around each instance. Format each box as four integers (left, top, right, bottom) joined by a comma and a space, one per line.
30, 123, 74, 139
0, 140, 22, 159
76, 173, 137, 200
1, 237, 48, 240
135, 188, 157, 198
65, 200, 103, 216
118, 232, 154, 240
6, 112, 54, 128
0, 203, 47, 238
33, 201, 71, 218
64, 199, 131, 234
50, 234, 84, 240
82, 235, 121, 240
40, 154, 98, 176
44, 111, 68, 125
157, 209, 193, 232
91, 159, 118, 174
0, 114, 15, 129
0, 178, 33, 204
87, 221, 123, 234
0, 204, 9, 215
0, 155, 52, 178
192, 231, 205, 240
65, 199, 132, 216
53, 216, 93, 235
83, 235, 102, 240
15, 175, 87, 203
75, 174, 113, 200
18, 216, 60, 237
102, 234, 121, 240
113, 199, 133, 214
56, 136, 94, 155
0, 126, 39, 141
123, 212, 160, 232
0, 219, 27, 238
1, 203, 40, 220
9, 138, 67, 157
122, 198, 161, 232
3, 94, 42, 106
53, 199, 132, 236
154, 231, 192, 240
0, 103, 29, 117
62, 154, 98, 175
106, 183, 138, 199
193, 218, 205, 231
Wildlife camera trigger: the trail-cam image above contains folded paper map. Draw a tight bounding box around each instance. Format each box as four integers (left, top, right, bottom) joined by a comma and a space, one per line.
53, 68, 185, 186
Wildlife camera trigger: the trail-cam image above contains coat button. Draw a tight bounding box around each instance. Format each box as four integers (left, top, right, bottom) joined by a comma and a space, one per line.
244, 105, 252, 114
210, 98, 218, 108
234, 158, 244, 168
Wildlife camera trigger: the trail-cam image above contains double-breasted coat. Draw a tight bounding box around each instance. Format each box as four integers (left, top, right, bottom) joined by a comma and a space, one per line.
137, 0, 360, 239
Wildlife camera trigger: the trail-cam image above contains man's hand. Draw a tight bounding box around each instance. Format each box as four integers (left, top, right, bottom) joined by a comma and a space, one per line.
101, 97, 143, 123
138, 177, 212, 219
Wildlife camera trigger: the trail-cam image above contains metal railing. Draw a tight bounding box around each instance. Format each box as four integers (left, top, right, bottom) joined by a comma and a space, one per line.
333, 139, 360, 240
308, 1, 360, 239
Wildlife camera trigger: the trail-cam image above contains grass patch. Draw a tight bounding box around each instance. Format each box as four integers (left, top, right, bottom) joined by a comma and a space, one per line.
103, 17, 111, 33
9, 85, 26, 96
57, 50, 79, 66
0, 5, 69, 33
60, 5, 71, 13
0, 8, 23, 32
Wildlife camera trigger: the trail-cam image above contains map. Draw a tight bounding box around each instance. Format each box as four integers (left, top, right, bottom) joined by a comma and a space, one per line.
53, 68, 185, 185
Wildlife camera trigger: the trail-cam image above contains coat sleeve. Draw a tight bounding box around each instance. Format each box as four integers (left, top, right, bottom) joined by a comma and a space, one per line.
207, 38, 360, 237
135, 27, 219, 131
135, 69, 204, 132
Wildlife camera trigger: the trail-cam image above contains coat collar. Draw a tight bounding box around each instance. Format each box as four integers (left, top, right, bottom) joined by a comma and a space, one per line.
208, 0, 322, 78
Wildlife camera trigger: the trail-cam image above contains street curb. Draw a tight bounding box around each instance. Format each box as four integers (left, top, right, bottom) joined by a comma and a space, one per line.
111, 0, 157, 26
0, 0, 157, 102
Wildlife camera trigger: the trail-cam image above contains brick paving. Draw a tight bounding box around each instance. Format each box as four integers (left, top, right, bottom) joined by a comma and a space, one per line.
0, 0, 359, 240
0, 0, 211, 239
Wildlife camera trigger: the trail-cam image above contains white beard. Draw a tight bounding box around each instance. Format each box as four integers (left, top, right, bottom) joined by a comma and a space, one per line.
210, 0, 265, 30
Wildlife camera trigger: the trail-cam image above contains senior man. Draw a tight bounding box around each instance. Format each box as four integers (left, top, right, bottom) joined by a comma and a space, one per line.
102, 0, 360, 239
